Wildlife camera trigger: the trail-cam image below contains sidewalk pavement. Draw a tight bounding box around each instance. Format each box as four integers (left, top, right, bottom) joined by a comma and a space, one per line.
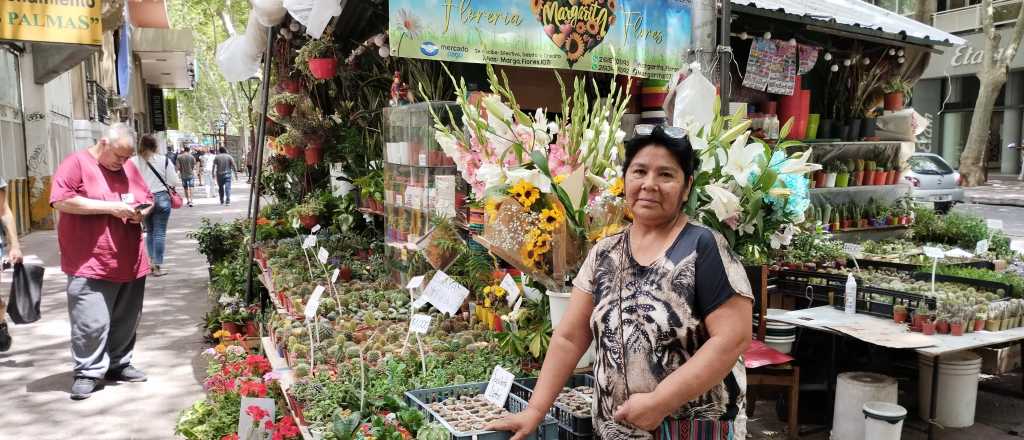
964, 174, 1024, 207
0, 179, 251, 440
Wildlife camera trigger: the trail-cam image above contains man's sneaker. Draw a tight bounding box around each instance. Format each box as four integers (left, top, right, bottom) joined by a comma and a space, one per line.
0, 322, 11, 352
104, 365, 148, 382
71, 377, 98, 400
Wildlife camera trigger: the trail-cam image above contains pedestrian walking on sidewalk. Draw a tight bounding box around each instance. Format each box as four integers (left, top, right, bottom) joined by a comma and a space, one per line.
50, 123, 154, 400
176, 146, 197, 207
212, 147, 238, 205
200, 148, 216, 198
0, 176, 24, 352
132, 134, 179, 277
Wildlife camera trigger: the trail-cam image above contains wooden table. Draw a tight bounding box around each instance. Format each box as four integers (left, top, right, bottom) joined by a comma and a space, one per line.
768, 306, 1024, 440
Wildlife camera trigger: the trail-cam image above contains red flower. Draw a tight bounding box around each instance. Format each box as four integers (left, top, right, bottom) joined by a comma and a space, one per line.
221, 434, 239, 440
246, 405, 269, 422
246, 355, 272, 376
269, 415, 301, 440
239, 380, 268, 397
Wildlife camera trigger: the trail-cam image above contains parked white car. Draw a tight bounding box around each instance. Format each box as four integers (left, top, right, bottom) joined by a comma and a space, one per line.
904, 153, 964, 213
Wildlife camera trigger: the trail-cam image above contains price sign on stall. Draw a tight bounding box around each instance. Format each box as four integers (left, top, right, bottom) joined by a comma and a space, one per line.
501, 274, 521, 306
302, 234, 317, 249
409, 314, 432, 334
483, 365, 516, 407
843, 243, 863, 258
304, 285, 326, 319
923, 246, 945, 259
421, 271, 470, 316
317, 247, 329, 265
311, 224, 321, 234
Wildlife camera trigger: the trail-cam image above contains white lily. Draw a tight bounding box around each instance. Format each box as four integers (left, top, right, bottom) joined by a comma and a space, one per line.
688, 133, 709, 152
435, 132, 460, 160
705, 183, 742, 222
769, 224, 796, 249
768, 187, 792, 198
722, 134, 763, 187
779, 150, 822, 175
506, 167, 552, 193
476, 164, 506, 191
481, 94, 514, 121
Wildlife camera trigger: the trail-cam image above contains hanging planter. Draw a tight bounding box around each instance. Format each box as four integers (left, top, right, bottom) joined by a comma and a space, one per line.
304, 135, 325, 165
280, 78, 302, 94
308, 58, 337, 79
299, 214, 320, 229
298, 37, 338, 81
270, 92, 299, 118
277, 129, 304, 160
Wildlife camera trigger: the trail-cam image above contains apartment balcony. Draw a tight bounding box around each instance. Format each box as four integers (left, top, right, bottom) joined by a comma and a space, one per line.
932, 0, 1021, 34
86, 80, 110, 124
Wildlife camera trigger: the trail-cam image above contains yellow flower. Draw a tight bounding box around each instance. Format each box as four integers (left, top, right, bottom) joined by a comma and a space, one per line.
215, 343, 227, 353
510, 180, 540, 209
484, 297, 492, 308
532, 232, 553, 254
493, 286, 506, 298
609, 178, 624, 197
213, 330, 231, 339
538, 207, 564, 232
520, 242, 540, 267
485, 198, 499, 221
553, 174, 567, 184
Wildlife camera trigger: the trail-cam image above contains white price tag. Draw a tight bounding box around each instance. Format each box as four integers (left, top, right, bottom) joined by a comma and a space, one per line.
406, 275, 425, 290
501, 274, 521, 306
421, 271, 470, 316
987, 219, 1004, 231
302, 234, 317, 249
317, 247, 329, 264
311, 224, 321, 233
409, 314, 432, 334
523, 285, 543, 302
512, 297, 523, 313
976, 240, 990, 255
1012, 240, 1024, 253
923, 246, 945, 259
843, 243, 863, 258
483, 365, 516, 407
331, 268, 340, 283
434, 176, 458, 218
291, 217, 300, 229
411, 296, 429, 310
304, 285, 326, 319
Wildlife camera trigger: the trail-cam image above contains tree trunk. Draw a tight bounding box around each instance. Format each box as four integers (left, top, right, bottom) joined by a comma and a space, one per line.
960, 70, 1007, 186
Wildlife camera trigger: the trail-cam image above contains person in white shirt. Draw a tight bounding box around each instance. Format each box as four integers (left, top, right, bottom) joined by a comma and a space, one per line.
200, 148, 216, 198
131, 135, 179, 277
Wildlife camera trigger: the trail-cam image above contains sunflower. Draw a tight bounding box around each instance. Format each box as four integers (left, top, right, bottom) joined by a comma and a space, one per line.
532, 232, 553, 254
575, 21, 586, 34
609, 177, 624, 196
553, 174, 567, 184
520, 242, 541, 267
485, 198, 499, 222
511, 180, 540, 209
565, 33, 587, 62
587, 20, 600, 35
538, 207, 564, 232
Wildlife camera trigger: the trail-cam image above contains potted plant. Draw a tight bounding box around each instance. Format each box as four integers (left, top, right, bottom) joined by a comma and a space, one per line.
278, 75, 303, 94
852, 159, 865, 186
921, 314, 936, 335
840, 205, 852, 230
882, 79, 911, 112
270, 92, 299, 118
893, 304, 908, 323
297, 38, 337, 80
863, 161, 876, 186
813, 169, 827, 188
935, 312, 950, 334
289, 196, 325, 230
874, 164, 889, 185
277, 129, 305, 160
824, 163, 838, 188
835, 163, 850, 188
974, 309, 987, 332
303, 133, 325, 165
950, 317, 964, 336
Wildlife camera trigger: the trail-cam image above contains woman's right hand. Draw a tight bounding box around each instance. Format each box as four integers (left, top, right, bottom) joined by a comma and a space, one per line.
486, 406, 546, 440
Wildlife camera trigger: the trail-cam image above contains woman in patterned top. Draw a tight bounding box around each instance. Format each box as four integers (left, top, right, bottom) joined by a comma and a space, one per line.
490, 126, 753, 440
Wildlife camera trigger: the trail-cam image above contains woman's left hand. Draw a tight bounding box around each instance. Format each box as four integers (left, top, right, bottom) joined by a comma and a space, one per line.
613, 392, 669, 431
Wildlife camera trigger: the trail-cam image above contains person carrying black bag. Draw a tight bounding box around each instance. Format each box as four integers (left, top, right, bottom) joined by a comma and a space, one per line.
0, 176, 25, 352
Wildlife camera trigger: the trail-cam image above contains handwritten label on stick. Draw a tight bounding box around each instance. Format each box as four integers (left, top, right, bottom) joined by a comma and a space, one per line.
302, 235, 317, 249
409, 314, 432, 334
501, 274, 521, 306
311, 224, 321, 233
406, 275, 425, 290
317, 247, 329, 265
421, 271, 470, 316
331, 268, 340, 283
843, 243, 863, 258
483, 365, 516, 407
923, 246, 945, 259
304, 285, 326, 319
976, 240, 990, 255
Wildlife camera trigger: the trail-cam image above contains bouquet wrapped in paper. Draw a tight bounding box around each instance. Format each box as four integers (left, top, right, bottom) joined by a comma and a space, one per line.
431, 65, 631, 289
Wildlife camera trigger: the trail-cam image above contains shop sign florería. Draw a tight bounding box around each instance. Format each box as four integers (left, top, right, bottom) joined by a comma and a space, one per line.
1, 0, 102, 45
388, 0, 691, 80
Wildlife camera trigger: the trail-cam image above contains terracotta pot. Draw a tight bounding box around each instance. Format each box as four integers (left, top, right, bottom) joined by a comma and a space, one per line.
282, 144, 302, 159
274, 102, 294, 117
893, 309, 908, 323
244, 320, 259, 337
221, 321, 242, 335
859, 219, 869, 229
873, 171, 888, 186
852, 171, 864, 186
280, 79, 302, 93
951, 323, 964, 336
304, 146, 324, 165
884, 92, 904, 111
842, 219, 852, 230
922, 321, 935, 335
813, 171, 827, 188
974, 319, 986, 332
863, 170, 875, 185
299, 214, 320, 229
935, 319, 949, 334
308, 57, 337, 79
339, 265, 353, 282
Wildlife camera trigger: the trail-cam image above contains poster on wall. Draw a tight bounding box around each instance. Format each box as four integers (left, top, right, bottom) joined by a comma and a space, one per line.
388, 0, 691, 80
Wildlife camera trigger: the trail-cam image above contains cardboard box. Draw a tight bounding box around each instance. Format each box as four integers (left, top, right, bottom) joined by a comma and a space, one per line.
977, 344, 1022, 375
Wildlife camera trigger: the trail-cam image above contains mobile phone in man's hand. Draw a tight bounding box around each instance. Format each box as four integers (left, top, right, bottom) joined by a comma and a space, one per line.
134, 203, 152, 211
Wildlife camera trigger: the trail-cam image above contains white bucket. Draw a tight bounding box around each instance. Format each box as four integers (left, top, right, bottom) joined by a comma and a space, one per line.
547, 290, 595, 368
862, 401, 906, 440
764, 335, 796, 354
917, 352, 982, 428
831, 372, 898, 440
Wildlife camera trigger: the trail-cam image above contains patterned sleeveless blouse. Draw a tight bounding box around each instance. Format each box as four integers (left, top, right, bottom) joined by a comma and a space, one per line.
572, 222, 753, 440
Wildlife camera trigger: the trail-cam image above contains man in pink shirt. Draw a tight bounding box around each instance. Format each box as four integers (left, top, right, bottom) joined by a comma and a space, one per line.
50, 123, 154, 400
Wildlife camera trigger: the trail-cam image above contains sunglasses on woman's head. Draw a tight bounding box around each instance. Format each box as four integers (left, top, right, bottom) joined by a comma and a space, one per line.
634, 124, 686, 139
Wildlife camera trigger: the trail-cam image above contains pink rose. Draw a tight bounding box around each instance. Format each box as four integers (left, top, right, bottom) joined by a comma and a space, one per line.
544, 25, 556, 37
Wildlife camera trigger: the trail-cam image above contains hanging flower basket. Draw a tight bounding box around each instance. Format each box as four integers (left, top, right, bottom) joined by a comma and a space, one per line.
280, 79, 302, 94
282, 144, 302, 159
304, 146, 324, 165
299, 214, 320, 229
274, 102, 294, 118
308, 58, 337, 80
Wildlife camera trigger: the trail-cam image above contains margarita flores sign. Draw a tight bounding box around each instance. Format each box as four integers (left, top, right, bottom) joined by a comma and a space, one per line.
389, 0, 690, 79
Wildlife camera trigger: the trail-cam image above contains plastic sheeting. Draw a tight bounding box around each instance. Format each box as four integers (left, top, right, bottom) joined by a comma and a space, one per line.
252, 0, 287, 27
283, 0, 345, 39
216, 11, 268, 82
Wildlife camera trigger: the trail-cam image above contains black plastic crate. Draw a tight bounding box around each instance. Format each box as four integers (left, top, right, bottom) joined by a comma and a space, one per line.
772, 269, 935, 319
910, 272, 1012, 297
859, 258, 994, 272
512, 375, 595, 436
405, 382, 559, 440
557, 426, 593, 440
